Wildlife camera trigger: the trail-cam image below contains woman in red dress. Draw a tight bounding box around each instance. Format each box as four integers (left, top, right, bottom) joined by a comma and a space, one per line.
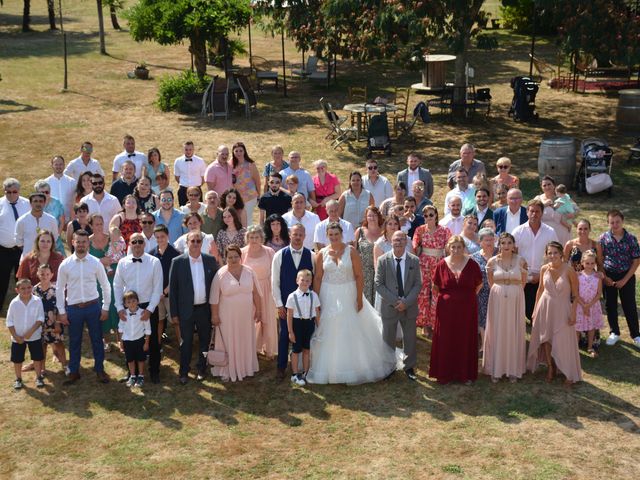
429, 235, 483, 384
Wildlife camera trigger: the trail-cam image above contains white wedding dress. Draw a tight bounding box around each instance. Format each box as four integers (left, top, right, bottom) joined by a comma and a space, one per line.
306, 246, 397, 385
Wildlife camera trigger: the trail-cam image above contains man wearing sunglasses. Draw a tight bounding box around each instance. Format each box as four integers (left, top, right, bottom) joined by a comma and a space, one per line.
153, 190, 185, 244
363, 159, 392, 207
80, 174, 121, 234
113, 233, 163, 384
139, 212, 157, 253
169, 230, 219, 384
0, 178, 30, 311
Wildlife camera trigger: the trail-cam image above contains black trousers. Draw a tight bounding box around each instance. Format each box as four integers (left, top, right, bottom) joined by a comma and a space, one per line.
147, 305, 161, 376
604, 270, 639, 338
177, 185, 188, 207
524, 281, 538, 321
0, 245, 22, 313
179, 304, 211, 376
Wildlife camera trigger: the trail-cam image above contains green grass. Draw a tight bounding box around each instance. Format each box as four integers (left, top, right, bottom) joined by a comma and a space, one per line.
1, 1, 640, 479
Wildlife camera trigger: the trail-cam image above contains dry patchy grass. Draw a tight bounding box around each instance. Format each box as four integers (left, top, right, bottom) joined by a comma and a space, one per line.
1, 2, 640, 479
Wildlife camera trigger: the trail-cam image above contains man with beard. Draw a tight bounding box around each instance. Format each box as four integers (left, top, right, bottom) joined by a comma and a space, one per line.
439, 195, 464, 235
80, 173, 121, 233
258, 172, 291, 224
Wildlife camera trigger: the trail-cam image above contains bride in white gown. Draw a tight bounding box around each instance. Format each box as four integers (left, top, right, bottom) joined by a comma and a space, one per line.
306, 222, 396, 384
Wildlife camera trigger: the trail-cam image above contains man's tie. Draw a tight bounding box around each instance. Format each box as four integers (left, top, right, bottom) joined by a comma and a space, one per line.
185, 157, 193, 162
302, 292, 309, 297
129, 311, 137, 316
127, 153, 135, 158
132, 258, 142, 263
291, 250, 301, 255
396, 258, 404, 297
10, 202, 19, 221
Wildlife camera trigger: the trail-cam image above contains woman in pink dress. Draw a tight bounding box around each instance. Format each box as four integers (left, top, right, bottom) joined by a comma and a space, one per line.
312, 159, 341, 220
210, 245, 262, 382
527, 241, 582, 384
412, 205, 451, 337
241, 225, 277, 358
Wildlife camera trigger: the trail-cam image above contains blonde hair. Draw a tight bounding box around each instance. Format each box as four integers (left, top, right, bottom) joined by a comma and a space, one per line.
297, 269, 312, 280
496, 156, 511, 167
581, 250, 597, 263
312, 159, 328, 169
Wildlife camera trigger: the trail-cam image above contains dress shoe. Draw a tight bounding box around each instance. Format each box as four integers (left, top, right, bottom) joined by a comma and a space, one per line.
96, 371, 110, 384
63, 373, 81, 385
404, 368, 417, 381
276, 369, 286, 381
179, 376, 189, 385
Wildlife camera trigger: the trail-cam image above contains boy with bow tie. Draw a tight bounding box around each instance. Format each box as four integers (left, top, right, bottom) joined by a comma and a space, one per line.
118, 290, 151, 388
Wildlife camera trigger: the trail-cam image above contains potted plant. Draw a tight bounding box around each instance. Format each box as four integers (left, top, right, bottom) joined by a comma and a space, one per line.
134, 61, 149, 80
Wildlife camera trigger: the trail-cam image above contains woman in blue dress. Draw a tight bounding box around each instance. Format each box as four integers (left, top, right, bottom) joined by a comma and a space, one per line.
471, 228, 497, 355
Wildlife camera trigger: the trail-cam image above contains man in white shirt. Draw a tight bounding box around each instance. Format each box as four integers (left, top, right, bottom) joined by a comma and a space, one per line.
0, 178, 30, 310
363, 158, 393, 207
279, 151, 317, 205
64, 141, 105, 180
512, 199, 559, 320
112, 134, 147, 182
81, 174, 122, 233
283, 193, 321, 251
56, 230, 112, 384
313, 200, 355, 250
113, 232, 164, 383
139, 212, 158, 253
447, 143, 486, 189
439, 195, 464, 235
444, 168, 475, 215
174, 140, 206, 207
46, 155, 76, 219
15, 193, 59, 261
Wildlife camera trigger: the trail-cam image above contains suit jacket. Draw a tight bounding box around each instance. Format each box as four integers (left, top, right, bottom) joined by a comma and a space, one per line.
397, 167, 434, 199
374, 251, 422, 320
462, 205, 494, 227
168, 252, 218, 320
494, 206, 527, 234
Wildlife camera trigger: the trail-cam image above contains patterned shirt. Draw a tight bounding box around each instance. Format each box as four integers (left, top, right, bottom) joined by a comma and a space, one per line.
599, 229, 640, 273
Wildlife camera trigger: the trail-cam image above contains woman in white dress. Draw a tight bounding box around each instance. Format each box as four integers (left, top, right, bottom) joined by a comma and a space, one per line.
306, 222, 396, 384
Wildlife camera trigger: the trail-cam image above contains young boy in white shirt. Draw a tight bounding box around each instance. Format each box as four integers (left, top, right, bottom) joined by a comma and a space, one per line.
6, 278, 45, 390
286, 270, 320, 386
118, 290, 151, 388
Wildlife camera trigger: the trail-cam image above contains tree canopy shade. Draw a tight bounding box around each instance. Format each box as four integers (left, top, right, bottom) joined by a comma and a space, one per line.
125, 0, 251, 77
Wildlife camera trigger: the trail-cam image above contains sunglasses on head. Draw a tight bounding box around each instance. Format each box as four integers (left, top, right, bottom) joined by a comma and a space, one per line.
130, 239, 144, 245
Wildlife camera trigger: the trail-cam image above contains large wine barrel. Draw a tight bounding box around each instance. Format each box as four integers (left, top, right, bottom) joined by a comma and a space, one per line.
538, 137, 576, 188
616, 89, 640, 134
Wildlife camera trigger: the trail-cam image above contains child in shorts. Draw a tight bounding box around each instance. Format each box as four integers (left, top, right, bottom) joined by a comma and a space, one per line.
118, 290, 151, 388
286, 270, 320, 386
6, 278, 45, 390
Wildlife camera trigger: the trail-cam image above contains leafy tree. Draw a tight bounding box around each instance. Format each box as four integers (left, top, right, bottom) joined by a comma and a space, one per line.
125, 0, 251, 78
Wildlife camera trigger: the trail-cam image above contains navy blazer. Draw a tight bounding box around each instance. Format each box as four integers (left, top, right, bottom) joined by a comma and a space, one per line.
168, 252, 218, 321
494, 206, 527, 234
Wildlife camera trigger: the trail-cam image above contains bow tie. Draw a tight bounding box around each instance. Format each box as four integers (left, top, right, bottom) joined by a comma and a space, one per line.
132, 257, 142, 263
185, 157, 193, 162
291, 250, 302, 255
128, 311, 137, 317
127, 153, 135, 158
302, 292, 310, 297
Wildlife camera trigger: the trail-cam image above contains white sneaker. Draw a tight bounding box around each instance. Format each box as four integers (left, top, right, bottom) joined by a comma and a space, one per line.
64, 366, 71, 376
290, 374, 298, 384
633, 336, 640, 347
294, 374, 306, 386
606, 333, 621, 346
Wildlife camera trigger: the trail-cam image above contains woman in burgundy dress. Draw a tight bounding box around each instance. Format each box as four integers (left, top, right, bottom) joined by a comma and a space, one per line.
429, 235, 483, 384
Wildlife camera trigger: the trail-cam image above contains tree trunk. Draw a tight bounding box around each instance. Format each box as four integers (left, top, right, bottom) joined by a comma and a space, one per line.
97, 0, 106, 54
189, 32, 207, 78
47, 0, 56, 29
109, 4, 121, 30
22, 0, 31, 32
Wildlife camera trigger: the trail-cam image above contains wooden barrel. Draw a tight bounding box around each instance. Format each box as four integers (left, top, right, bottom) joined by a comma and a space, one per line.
616, 89, 640, 134
538, 137, 576, 187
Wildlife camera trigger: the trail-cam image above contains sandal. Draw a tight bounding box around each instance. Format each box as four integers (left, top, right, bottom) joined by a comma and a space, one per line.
587, 348, 598, 358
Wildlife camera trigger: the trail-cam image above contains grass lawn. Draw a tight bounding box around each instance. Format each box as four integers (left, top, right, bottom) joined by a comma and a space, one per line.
1, 2, 640, 479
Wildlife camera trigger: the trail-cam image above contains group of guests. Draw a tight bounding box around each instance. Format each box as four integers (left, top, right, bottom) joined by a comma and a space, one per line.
2, 138, 639, 390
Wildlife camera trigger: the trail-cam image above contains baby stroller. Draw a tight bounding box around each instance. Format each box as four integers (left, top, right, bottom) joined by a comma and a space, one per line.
366, 106, 392, 158
508, 76, 539, 122
575, 138, 613, 196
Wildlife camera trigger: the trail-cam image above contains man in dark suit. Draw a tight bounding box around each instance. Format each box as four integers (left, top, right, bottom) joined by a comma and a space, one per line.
169, 231, 219, 384
396, 152, 434, 200
494, 188, 527, 234
462, 187, 494, 229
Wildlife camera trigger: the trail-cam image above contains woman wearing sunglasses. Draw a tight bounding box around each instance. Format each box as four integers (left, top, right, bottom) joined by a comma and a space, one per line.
492, 157, 519, 191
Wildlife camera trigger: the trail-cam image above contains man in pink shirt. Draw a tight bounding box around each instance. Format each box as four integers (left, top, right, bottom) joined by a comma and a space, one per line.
205, 145, 234, 195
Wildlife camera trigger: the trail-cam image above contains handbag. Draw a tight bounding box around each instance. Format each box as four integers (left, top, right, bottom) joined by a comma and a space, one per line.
206, 326, 228, 367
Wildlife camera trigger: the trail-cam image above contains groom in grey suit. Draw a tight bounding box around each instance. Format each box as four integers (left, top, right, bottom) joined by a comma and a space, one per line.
375, 231, 422, 380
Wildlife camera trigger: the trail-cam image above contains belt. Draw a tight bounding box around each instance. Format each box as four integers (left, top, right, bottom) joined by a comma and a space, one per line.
494, 280, 521, 285
194, 303, 208, 308
69, 299, 99, 308
294, 317, 314, 321
422, 248, 445, 257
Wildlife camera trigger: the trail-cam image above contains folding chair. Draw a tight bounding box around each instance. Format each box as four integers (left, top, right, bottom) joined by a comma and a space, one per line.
319, 97, 356, 149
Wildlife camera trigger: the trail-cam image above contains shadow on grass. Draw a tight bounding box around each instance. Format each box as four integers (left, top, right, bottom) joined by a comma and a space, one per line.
0, 99, 39, 115
19, 333, 640, 436
0, 29, 97, 58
